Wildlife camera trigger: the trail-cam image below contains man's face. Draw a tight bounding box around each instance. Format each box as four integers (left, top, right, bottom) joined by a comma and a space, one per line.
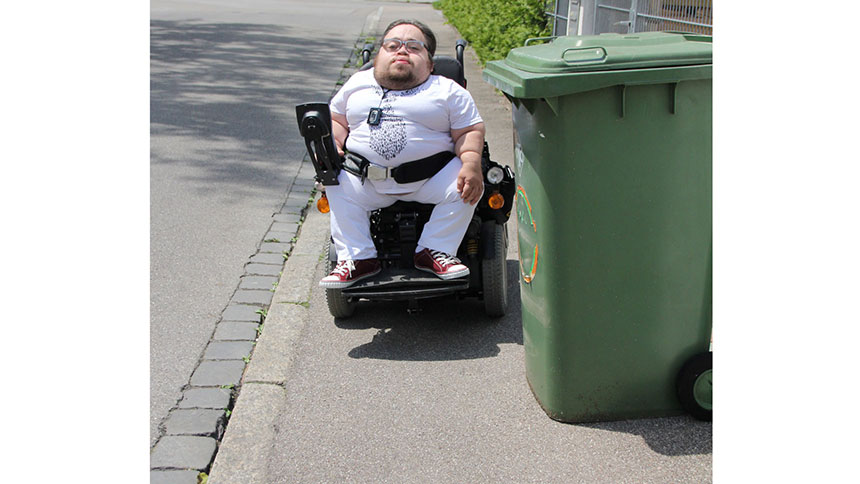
373, 24, 433, 90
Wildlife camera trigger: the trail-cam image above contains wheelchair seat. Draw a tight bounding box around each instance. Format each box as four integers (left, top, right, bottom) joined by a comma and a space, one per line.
431, 56, 466, 88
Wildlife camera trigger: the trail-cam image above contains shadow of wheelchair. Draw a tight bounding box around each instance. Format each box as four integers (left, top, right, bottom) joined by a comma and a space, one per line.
335, 260, 522, 361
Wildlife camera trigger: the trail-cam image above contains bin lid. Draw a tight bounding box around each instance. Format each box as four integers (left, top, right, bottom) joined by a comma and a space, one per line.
505, 31, 711, 73
483, 31, 712, 99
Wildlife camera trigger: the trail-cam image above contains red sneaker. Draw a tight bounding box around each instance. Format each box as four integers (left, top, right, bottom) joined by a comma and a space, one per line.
319, 259, 381, 288
414, 248, 469, 280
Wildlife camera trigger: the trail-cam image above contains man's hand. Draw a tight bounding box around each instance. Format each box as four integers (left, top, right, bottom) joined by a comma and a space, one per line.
457, 159, 483, 205
452, 122, 486, 205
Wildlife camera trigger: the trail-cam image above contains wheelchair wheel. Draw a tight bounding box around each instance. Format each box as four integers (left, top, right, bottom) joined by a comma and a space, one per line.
481, 222, 508, 317
324, 244, 356, 318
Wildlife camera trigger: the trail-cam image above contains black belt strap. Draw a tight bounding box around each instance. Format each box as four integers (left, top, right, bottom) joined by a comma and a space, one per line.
343, 151, 456, 184
393, 151, 456, 183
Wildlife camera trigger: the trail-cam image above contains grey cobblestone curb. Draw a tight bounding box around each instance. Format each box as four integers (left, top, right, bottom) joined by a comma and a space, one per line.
150, 166, 316, 479
207, 208, 331, 484
150, 24, 378, 482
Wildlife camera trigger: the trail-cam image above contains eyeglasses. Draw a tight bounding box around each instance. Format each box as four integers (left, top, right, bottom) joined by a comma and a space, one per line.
381, 38, 427, 53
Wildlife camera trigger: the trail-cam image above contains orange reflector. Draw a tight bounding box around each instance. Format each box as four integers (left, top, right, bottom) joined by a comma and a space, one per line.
317, 193, 330, 213
488, 192, 504, 209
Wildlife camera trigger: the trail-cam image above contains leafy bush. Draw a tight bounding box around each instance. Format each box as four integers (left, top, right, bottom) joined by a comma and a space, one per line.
435, 0, 550, 64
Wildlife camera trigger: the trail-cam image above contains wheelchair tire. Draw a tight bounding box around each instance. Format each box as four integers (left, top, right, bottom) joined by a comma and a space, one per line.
481, 223, 508, 317
325, 245, 356, 319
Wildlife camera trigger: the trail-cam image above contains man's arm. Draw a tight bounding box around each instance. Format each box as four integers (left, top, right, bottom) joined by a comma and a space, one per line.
331, 112, 349, 156
451, 122, 486, 205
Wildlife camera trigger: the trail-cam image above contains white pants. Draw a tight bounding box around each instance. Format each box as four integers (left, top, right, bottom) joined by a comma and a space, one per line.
326, 157, 480, 260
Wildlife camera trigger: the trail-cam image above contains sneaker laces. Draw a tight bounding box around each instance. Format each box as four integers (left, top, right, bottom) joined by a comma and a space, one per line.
331, 260, 355, 277
431, 250, 461, 267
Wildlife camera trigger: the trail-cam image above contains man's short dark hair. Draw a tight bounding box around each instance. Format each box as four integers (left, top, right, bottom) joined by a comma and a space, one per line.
381, 19, 437, 58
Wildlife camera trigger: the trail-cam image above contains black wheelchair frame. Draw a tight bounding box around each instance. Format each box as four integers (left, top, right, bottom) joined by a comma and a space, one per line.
296, 40, 515, 318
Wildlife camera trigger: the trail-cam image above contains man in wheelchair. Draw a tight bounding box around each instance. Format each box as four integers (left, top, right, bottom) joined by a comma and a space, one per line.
322, 19, 485, 286
296, 19, 514, 317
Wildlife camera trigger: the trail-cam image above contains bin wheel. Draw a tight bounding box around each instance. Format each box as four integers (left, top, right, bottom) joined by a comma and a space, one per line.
325, 243, 356, 319
482, 223, 508, 317
676, 352, 712, 421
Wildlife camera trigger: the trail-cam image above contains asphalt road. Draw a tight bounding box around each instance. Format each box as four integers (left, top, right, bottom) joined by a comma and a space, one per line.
150, 0, 387, 446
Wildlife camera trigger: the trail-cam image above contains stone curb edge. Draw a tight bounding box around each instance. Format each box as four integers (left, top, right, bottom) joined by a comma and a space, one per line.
149, 173, 318, 481
206, 205, 331, 484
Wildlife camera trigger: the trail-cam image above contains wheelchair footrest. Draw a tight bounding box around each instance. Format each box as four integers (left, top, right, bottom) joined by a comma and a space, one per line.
341, 267, 469, 300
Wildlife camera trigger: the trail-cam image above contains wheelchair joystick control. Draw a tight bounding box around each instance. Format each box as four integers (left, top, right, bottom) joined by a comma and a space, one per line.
296, 103, 343, 186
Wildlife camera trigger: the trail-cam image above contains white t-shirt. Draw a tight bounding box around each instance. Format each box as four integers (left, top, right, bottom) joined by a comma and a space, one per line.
330, 69, 483, 169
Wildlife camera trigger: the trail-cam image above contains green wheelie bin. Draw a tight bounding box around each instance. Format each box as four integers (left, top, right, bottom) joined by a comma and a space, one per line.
483, 32, 712, 422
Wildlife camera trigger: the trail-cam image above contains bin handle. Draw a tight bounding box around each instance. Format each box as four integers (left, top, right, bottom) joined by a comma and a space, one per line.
562, 47, 607, 64
524, 36, 558, 46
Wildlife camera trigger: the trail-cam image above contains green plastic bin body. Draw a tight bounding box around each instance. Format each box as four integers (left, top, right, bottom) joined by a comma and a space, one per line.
483, 32, 712, 422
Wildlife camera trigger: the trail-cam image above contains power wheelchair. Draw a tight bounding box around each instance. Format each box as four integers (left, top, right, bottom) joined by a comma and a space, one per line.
296, 40, 515, 318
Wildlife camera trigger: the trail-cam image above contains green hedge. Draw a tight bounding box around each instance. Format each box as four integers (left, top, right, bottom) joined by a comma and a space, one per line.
435, 0, 550, 64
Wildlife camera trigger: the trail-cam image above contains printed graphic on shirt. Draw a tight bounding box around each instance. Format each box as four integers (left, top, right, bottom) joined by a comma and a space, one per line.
368, 83, 430, 161
369, 114, 406, 160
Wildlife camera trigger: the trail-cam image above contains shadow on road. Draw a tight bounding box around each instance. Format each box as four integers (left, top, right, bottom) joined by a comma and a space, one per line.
336, 261, 523, 361
330, 254, 711, 456
151, 20, 352, 196
329, 255, 712, 456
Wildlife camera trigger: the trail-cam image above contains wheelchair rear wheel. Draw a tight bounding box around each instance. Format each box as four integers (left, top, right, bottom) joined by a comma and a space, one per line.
481, 222, 508, 317
325, 244, 356, 318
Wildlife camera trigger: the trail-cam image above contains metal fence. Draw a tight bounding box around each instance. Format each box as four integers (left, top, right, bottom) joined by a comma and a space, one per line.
546, 0, 583, 36
547, 0, 713, 36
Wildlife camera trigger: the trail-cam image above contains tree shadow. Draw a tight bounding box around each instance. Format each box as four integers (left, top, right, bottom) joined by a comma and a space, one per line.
336, 261, 522, 361
150, 20, 355, 197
